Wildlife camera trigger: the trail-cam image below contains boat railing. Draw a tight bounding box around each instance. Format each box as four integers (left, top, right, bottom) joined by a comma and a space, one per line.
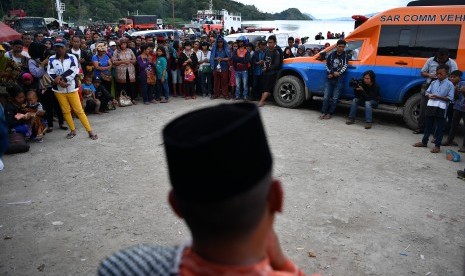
197, 10, 222, 16
220, 10, 241, 17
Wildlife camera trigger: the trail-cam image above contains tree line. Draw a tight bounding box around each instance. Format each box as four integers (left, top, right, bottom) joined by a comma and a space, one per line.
2, 0, 311, 24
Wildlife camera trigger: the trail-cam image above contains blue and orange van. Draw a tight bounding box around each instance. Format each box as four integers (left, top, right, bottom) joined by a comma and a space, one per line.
274, 5, 464, 129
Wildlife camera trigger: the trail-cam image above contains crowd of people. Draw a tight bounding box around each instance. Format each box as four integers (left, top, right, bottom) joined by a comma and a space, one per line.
0, 26, 332, 146
0, 28, 463, 161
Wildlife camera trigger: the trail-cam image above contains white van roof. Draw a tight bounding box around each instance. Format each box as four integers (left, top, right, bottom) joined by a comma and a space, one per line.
130, 29, 179, 37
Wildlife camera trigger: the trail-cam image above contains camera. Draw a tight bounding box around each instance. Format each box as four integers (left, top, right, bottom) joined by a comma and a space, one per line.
349, 78, 363, 88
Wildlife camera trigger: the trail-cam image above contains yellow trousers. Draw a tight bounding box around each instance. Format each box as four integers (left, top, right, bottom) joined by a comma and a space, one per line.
54, 91, 92, 132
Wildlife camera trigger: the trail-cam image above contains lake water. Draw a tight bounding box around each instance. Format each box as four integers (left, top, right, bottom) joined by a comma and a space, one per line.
241, 20, 355, 40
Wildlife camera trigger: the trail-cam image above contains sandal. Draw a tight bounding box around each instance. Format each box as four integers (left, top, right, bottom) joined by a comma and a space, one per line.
66, 132, 76, 139
430, 147, 440, 153
319, 114, 326, 119
89, 133, 98, 140
413, 142, 427, 147
324, 114, 332, 119
458, 147, 465, 153
46, 127, 53, 133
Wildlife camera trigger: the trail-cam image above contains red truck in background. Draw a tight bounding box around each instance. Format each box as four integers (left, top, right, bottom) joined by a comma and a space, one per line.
119, 15, 161, 32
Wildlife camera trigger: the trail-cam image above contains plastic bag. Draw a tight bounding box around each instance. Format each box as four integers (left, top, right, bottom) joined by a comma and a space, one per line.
446, 149, 461, 162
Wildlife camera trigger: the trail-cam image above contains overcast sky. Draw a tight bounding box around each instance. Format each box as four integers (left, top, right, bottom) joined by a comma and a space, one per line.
234, 0, 412, 19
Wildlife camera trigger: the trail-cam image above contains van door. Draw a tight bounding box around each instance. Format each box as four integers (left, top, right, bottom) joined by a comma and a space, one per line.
375, 25, 417, 103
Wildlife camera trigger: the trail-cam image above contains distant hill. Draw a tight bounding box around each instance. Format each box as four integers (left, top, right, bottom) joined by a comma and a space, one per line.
273, 8, 312, 20
303, 13, 318, 20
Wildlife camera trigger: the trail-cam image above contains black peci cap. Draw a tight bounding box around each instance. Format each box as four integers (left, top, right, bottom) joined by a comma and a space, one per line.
163, 103, 273, 203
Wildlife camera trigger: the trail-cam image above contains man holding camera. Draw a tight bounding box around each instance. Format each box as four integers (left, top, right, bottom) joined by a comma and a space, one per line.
346, 70, 381, 129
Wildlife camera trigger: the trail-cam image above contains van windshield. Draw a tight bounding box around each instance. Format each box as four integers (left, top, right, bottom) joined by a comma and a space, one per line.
17, 18, 47, 31
325, 40, 363, 60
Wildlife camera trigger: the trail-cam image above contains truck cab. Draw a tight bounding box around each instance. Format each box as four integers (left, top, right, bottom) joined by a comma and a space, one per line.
274, 5, 464, 129
10, 17, 48, 34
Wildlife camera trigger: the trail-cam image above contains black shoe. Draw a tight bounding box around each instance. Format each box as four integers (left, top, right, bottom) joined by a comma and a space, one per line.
457, 170, 465, 179
413, 129, 424, 134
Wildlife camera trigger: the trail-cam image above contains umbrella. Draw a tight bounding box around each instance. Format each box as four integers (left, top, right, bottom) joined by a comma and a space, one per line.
0, 22, 21, 43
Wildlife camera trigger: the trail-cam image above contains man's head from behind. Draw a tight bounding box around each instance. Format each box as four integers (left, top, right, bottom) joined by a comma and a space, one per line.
163, 103, 282, 243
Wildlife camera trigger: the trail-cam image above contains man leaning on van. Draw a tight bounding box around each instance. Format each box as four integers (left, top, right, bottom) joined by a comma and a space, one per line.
414, 48, 458, 134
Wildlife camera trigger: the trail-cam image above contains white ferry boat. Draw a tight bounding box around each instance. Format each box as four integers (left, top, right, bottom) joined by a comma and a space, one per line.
185, 0, 241, 33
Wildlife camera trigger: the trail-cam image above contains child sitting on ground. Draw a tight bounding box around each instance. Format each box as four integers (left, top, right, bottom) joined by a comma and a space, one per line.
183, 64, 196, 100
15, 90, 46, 142
93, 76, 118, 112
81, 76, 101, 114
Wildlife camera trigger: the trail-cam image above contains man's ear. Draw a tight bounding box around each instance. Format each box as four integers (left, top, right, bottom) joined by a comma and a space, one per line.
268, 180, 283, 213
168, 190, 184, 218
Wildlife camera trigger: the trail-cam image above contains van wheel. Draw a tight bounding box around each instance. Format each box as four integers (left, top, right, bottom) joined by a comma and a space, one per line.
273, 76, 305, 108
403, 93, 421, 130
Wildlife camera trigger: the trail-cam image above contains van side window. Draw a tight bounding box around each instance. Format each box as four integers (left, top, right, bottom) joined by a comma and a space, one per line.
377, 25, 460, 59
346, 41, 363, 60
377, 26, 416, 57
412, 25, 460, 59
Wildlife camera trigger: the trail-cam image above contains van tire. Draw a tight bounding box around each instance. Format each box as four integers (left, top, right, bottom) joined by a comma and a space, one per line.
273, 76, 305, 108
403, 93, 421, 130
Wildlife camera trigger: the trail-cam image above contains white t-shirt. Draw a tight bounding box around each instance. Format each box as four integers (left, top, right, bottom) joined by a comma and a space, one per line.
197, 50, 211, 70
71, 48, 82, 60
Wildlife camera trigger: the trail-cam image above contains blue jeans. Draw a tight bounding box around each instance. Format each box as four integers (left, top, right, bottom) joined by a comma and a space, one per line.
157, 79, 170, 100
349, 99, 378, 123
200, 71, 212, 96
140, 78, 154, 103
322, 77, 343, 115
422, 116, 445, 148
235, 70, 248, 99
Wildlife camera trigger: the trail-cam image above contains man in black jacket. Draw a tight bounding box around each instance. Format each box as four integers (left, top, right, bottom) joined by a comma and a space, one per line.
346, 70, 381, 129
258, 36, 282, 107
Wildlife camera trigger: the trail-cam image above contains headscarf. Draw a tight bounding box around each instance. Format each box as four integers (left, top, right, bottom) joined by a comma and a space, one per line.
0, 44, 7, 72
96, 43, 107, 52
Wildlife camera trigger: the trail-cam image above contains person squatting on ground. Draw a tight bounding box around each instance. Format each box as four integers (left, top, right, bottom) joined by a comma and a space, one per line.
345, 70, 381, 129
47, 39, 98, 140
81, 76, 102, 115
98, 102, 320, 276
320, 39, 348, 119
413, 65, 455, 153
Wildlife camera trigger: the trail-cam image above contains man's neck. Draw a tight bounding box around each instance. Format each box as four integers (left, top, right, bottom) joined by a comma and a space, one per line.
192, 235, 267, 266
72, 46, 80, 51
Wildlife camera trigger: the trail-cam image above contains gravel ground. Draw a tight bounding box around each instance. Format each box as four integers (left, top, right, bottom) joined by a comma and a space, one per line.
0, 97, 464, 276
